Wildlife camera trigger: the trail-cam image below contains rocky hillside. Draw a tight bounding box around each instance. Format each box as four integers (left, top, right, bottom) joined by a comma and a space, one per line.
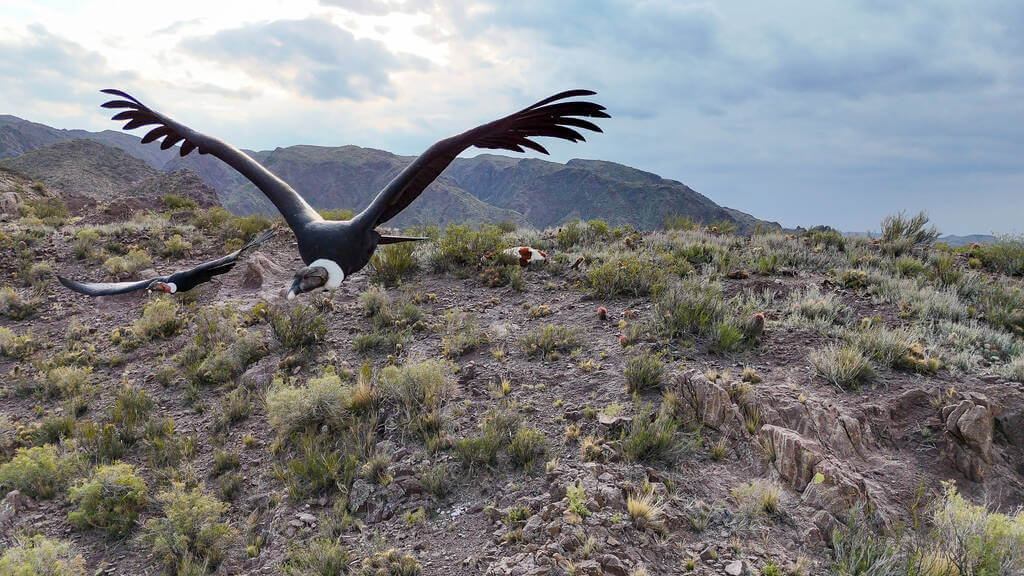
1, 188, 1023, 575
0, 140, 219, 216
1, 115, 775, 232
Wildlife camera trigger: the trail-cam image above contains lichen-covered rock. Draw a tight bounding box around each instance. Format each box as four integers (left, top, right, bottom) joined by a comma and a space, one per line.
759, 424, 822, 491
943, 396, 994, 481
674, 369, 743, 433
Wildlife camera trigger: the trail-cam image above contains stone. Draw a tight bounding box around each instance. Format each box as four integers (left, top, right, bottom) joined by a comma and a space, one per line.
759, 424, 822, 490
599, 554, 629, 576
943, 396, 995, 481
348, 479, 373, 513
297, 512, 316, 524
673, 370, 743, 432
725, 560, 745, 576
0, 191, 21, 215
522, 514, 545, 544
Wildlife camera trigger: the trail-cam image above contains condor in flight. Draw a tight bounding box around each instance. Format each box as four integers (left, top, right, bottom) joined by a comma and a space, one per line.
58, 230, 274, 296
98, 88, 609, 298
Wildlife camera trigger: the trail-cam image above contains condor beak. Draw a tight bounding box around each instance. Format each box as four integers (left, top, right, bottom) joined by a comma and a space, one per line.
287, 276, 302, 300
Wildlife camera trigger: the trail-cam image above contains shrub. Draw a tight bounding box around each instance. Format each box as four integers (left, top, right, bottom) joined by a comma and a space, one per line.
619, 405, 679, 463
974, 236, 1024, 276
192, 331, 267, 386
788, 286, 848, 327
731, 479, 781, 518
521, 324, 582, 360
0, 286, 40, 320
272, 303, 327, 350
266, 372, 353, 438
23, 197, 69, 226
162, 193, 199, 210
803, 227, 846, 252
665, 214, 700, 231
161, 234, 193, 257
360, 548, 421, 576
0, 536, 85, 576
370, 242, 418, 286
879, 211, 939, 255
626, 492, 664, 529
143, 483, 237, 574
132, 298, 183, 342
284, 538, 352, 576
624, 352, 665, 393
0, 444, 75, 499
441, 310, 485, 358
587, 254, 662, 298
931, 483, 1024, 575
655, 279, 725, 339
68, 462, 147, 537
455, 409, 520, 469
382, 360, 452, 440
320, 208, 355, 221
506, 428, 548, 470
40, 366, 92, 398
0, 326, 38, 359
431, 224, 505, 273
810, 344, 875, 390
75, 421, 128, 464
275, 433, 360, 500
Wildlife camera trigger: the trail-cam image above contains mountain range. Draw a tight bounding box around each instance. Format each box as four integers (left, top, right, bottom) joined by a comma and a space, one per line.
0, 114, 775, 232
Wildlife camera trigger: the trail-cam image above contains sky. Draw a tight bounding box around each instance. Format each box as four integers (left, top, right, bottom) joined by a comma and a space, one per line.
0, 1, 1022, 235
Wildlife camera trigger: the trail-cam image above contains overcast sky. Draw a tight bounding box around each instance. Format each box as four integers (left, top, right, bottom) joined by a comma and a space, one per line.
1, 1, 1021, 235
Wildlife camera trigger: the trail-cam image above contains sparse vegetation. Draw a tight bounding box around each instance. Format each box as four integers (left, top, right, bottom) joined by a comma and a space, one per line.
143, 483, 237, 575
0, 536, 85, 576
68, 462, 148, 537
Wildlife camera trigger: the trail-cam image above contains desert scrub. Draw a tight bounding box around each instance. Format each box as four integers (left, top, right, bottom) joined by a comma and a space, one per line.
283, 537, 352, 576
431, 223, 505, 273
0, 535, 86, 576
810, 344, 875, 390
0, 326, 39, 359
455, 408, 521, 469
102, 247, 152, 279
0, 444, 77, 499
441, 310, 485, 358
507, 428, 548, 470
619, 404, 681, 463
162, 193, 199, 211
266, 371, 354, 437
360, 548, 421, 576
587, 253, 663, 298
143, 483, 237, 574
931, 483, 1024, 575
847, 325, 917, 368
730, 479, 781, 518
382, 359, 453, 440
521, 324, 582, 360
787, 285, 849, 331
624, 351, 666, 393
191, 331, 268, 386
370, 241, 418, 286
40, 366, 92, 398
973, 235, 1024, 276
160, 234, 193, 257
272, 303, 327, 350
0, 285, 40, 320
655, 279, 725, 339
879, 210, 939, 256
131, 298, 183, 343
68, 462, 147, 537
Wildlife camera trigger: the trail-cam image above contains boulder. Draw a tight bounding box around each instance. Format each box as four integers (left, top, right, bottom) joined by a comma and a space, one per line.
674, 370, 743, 433
0, 191, 21, 215
241, 253, 286, 290
759, 425, 822, 491
943, 396, 994, 481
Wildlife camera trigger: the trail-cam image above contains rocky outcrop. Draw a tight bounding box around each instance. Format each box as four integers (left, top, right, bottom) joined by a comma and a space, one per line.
0, 191, 20, 215
759, 425, 822, 491
673, 370, 744, 434
943, 394, 995, 481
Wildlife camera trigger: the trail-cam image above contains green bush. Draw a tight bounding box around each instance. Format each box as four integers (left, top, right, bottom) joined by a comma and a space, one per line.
619, 404, 680, 463
131, 298, 183, 342
320, 208, 355, 221
665, 214, 700, 231
506, 428, 548, 470
587, 254, 662, 298
431, 224, 505, 273
382, 360, 452, 440
810, 344, 875, 390
143, 483, 237, 574
266, 372, 353, 437
0, 536, 86, 576
0, 444, 76, 499
455, 409, 521, 470
370, 242, 418, 286
40, 366, 92, 398
441, 310, 485, 358
360, 548, 421, 576
624, 352, 665, 393
655, 279, 724, 339
0, 286, 41, 320
879, 211, 939, 255
284, 537, 352, 576
162, 193, 199, 210
161, 234, 193, 258
272, 303, 327, 350
68, 462, 147, 537
72, 229, 102, 260
974, 236, 1024, 276
192, 331, 267, 386
521, 324, 582, 360
0, 326, 38, 359
931, 483, 1024, 575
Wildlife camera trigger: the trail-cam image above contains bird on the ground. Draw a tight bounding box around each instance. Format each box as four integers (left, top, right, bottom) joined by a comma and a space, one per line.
98, 88, 609, 299
58, 230, 274, 296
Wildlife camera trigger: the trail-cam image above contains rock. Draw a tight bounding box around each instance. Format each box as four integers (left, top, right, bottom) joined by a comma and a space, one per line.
0, 191, 21, 215
943, 397, 995, 481
241, 254, 284, 290
759, 425, 822, 490
725, 559, 745, 576
0, 490, 34, 536
598, 554, 629, 576
348, 479, 373, 513
597, 412, 632, 435
673, 370, 743, 432
522, 514, 545, 544
297, 512, 316, 524
997, 406, 1024, 448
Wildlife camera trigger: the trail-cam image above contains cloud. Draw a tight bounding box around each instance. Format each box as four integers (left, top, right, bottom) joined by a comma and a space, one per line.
319, 0, 429, 15
183, 17, 428, 100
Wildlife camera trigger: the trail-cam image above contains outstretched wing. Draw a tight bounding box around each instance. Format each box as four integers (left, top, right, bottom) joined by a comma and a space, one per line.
100, 89, 321, 232
355, 90, 609, 227
181, 229, 276, 276
57, 275, 159, 296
